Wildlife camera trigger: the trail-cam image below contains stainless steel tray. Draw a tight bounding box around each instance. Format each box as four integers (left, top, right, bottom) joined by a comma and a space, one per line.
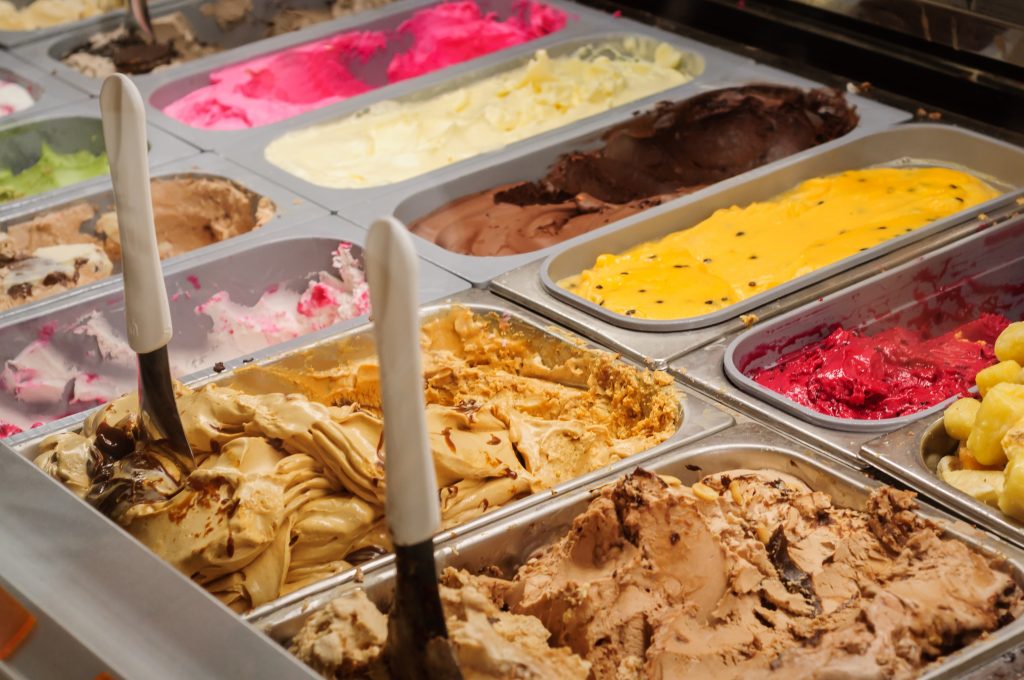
0, 99, 197, 212
726, 208, 1024, 432
218, 19, 745, 205
138, 0, 599, 154
0, 50, 87, 124
256, 421, 1024, 680
0, 151, 326, 324
0, 436, 319, 679
10, 289, 734, 619
0, 215, 468, 445
334, 62, 908, 285
492, 193, 1024, 367
540, 123, 1024, 333
862, 416, 1024, 551
0, 0, 178, 48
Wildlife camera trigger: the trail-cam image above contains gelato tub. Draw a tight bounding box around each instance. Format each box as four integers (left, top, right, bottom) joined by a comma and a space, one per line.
536, 122, 1024, 340
0, 51, 89, 124
18, 290, 732, 617
0, 172, 277, 313
0, 104, 196, 209
257, 422, 1024, 680
0, 216, 466, 439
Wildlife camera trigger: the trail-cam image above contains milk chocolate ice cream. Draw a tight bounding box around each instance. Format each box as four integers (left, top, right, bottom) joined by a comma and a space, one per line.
286, 467, 1021, 678
0, 176, 274, 311
409, 85, 859, 256
35, 308, 679, 611
484, 469, 1021, 678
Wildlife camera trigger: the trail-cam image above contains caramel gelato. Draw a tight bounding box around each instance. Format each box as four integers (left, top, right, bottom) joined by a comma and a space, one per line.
34, 308, 680, 612
0, 176, 274, 311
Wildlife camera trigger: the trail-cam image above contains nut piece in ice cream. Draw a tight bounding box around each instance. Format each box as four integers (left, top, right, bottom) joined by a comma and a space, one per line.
34, 307, 680, 611
287, 468, 1022, 679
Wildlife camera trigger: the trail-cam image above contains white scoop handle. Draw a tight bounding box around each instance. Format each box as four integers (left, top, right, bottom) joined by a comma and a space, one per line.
366, 217, 440, 547
99, 74, 171, 354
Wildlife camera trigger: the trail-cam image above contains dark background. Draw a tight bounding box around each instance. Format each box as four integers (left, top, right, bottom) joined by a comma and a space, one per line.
584, 0, 1024, 142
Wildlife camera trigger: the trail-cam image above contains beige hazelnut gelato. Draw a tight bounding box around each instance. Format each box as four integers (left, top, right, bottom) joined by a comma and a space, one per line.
289, 579, 590, 679
34, 308, 680, 612
487, 469, 1022, 678
0, 176, 274, 311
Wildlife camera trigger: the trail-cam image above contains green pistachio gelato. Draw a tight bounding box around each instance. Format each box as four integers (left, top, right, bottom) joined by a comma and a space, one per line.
0, 143, 109, 203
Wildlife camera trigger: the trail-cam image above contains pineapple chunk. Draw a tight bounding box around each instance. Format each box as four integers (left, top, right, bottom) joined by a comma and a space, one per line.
1000, 455, 1024, 522
944, 397, 981, 441
938, 455, 1003, 507
1001, 416, 1024, 461
995, 321, 1024, 364
945, 470, 1004, 507
975, 360, 1022, 397
967, 383, 1024, 466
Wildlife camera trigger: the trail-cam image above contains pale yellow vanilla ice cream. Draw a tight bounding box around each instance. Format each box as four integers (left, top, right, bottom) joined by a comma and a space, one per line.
34, 307, 680, 612
263, 39, 696, 189
0, 0, 122, 30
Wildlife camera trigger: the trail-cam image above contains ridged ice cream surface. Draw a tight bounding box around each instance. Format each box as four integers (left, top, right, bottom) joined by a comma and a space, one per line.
34, 307, 679, 611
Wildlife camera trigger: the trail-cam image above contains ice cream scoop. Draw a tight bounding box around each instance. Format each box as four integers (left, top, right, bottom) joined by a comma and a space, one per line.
365, 217, 461, 678
100, 74, 193, 470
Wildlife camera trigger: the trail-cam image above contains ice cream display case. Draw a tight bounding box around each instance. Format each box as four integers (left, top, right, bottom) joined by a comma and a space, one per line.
1, 0, 1024, 675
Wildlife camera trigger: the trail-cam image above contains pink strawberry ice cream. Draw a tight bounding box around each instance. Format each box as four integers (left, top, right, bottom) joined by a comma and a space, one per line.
0, 244, 369, 437
194, 243, 370, 353
162, 0, 567, 130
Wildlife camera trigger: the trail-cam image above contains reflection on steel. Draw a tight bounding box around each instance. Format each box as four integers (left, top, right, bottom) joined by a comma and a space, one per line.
781, 0, 1024, 68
